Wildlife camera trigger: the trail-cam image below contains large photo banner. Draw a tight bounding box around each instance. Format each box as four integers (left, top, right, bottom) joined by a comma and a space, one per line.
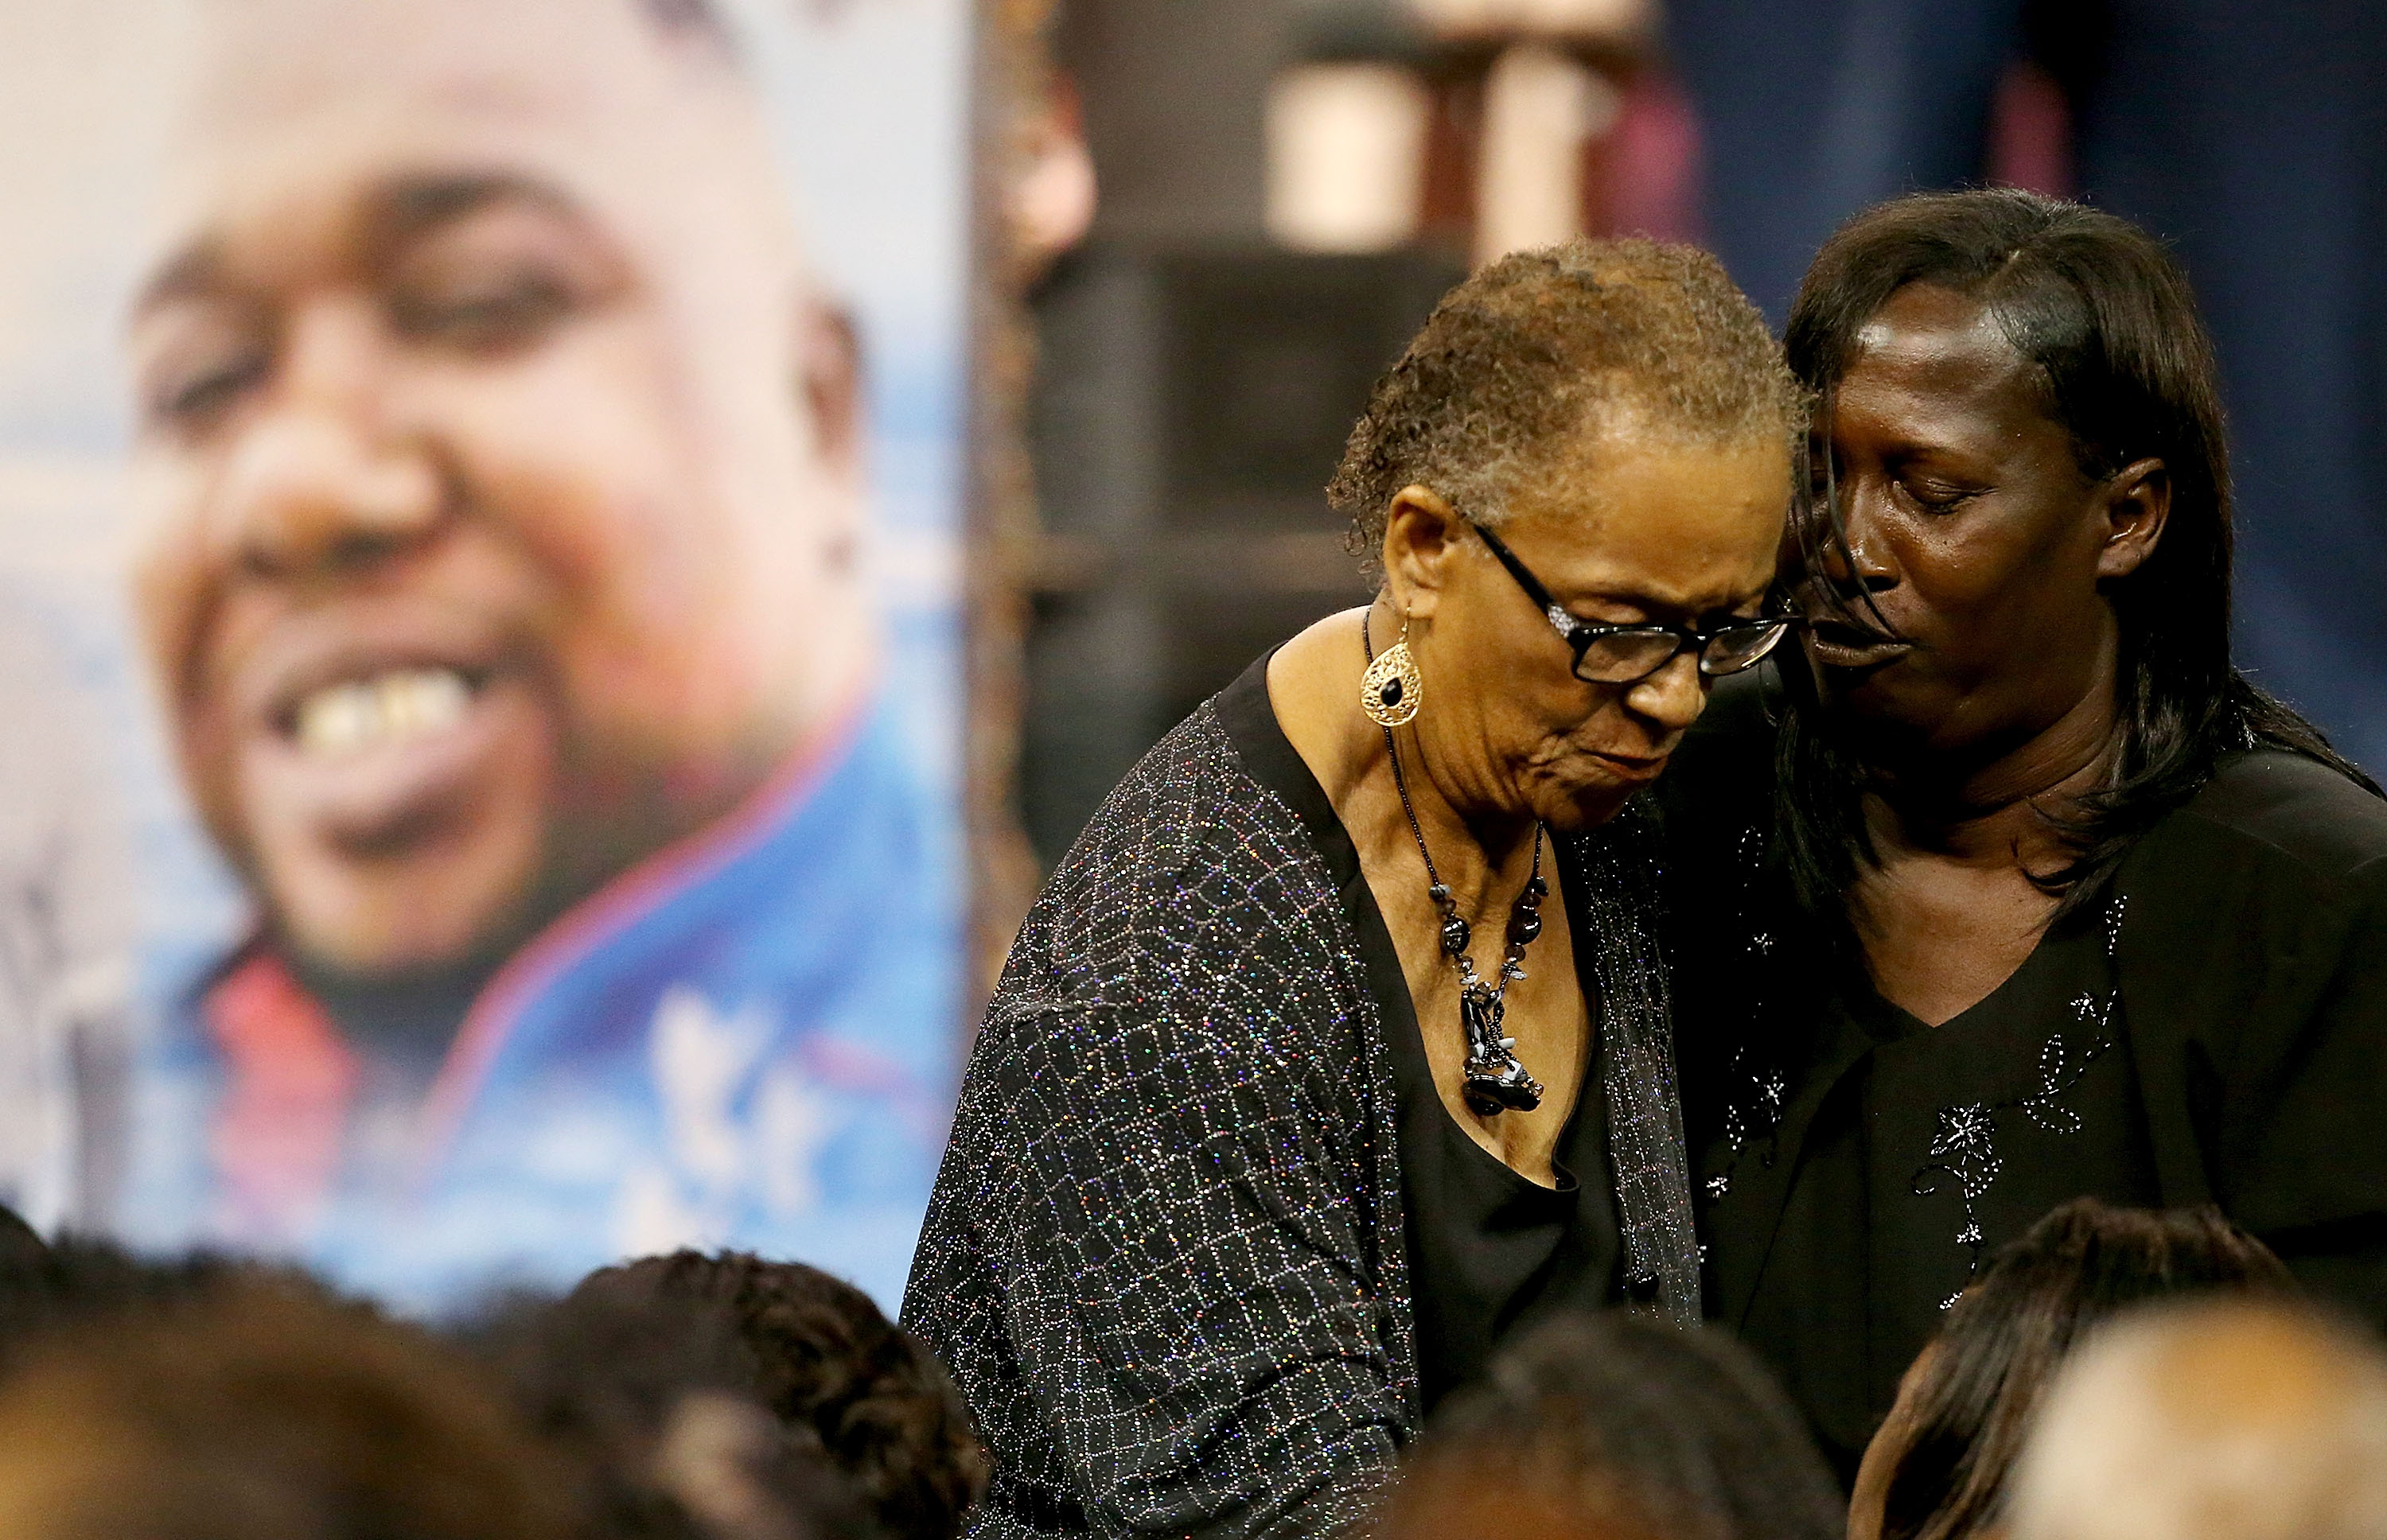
0, 0, 968, 1314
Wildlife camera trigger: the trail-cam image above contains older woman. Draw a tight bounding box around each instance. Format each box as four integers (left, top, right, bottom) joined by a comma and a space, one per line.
1659, 189, 2387, 1479
905, 240, 1804, 1538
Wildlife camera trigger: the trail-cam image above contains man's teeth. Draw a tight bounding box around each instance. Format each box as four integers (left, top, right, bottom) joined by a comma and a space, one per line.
293, 668, 472, 757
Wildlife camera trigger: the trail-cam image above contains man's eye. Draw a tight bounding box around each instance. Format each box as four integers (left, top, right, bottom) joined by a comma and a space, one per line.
389, 272, 574, 351
150, 349, 270, 427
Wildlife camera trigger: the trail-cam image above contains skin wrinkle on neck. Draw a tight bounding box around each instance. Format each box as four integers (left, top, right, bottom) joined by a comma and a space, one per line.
1367, 601, 1542, 919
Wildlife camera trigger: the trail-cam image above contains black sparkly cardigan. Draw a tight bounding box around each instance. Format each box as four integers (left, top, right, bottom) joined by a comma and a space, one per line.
902, 698, 1698, 1539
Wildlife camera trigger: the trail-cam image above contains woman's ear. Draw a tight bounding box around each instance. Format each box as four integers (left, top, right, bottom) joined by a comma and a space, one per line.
1381, 485, 1462, 620
2096, 457, 2170, 580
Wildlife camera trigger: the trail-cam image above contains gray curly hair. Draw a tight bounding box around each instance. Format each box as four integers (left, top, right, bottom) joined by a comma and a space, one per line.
1328, 238, 1805, 562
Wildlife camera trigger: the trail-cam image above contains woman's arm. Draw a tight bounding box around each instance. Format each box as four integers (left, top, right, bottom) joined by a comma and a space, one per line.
2119, 760, 2387, 1324
907, 996, 1412, 1540
2208, 853, 2387, 1320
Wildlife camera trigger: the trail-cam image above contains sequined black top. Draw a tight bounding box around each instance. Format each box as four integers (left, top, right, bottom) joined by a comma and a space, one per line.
904, 657, 1700, 1539
1704, 898, 2159, 1476
1661, 671, 2387, 1486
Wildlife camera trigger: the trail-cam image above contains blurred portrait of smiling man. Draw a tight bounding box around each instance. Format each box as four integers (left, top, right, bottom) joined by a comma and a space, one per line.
121, 0, 956, 1310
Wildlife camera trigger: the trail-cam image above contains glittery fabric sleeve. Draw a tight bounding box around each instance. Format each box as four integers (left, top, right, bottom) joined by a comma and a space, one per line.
903, 706, 1416, 1540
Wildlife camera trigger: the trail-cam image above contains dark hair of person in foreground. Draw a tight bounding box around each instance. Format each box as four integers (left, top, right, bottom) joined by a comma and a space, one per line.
469, 1279, 887, 1540
0, 1280, 572, 1540
1854, 1199, 2294, 1540
0, 1229, 326, 1316
0, 1201, 41, 1266
1378, 1309, 1844, 1540
568, 1251, 986, 1540
1777, 187, 2378, 932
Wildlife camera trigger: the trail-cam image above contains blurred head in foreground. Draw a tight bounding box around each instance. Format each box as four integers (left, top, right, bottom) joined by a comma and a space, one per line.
129, 0, 872, 988
569, 1252, 985, 1540
1851, 1199, 2292, 1540
476, 1269, 903, 1540
2007, 1298, 2387, 1540
0, 1282, 569, 1540
0, 1233, 351, 1366
1378, 1310, 1843, 1540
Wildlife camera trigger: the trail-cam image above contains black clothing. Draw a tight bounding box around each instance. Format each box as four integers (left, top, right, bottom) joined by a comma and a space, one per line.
1214, 657, 1626, 1413
1717, 895, 2160, 1472
905, 652, 1696, 1539
1661, 673, 2387, 1480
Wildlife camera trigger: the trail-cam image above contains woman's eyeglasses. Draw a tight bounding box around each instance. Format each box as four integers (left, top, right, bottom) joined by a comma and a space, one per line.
1471, 521, 1796, 686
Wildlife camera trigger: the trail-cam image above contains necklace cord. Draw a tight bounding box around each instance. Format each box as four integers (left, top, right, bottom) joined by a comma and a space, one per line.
1365, 612, 1551, 1114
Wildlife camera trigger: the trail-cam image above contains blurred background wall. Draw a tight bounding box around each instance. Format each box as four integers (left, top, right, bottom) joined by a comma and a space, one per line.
1007, 0, 2387, 868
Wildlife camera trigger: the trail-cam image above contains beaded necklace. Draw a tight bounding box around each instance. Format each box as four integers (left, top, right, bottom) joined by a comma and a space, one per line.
1365, 615, 1550, 1115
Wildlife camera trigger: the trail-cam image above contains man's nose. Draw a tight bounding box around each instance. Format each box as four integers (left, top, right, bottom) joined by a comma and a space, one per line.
1624, 650, 1704, 734
215, 309, 442, 579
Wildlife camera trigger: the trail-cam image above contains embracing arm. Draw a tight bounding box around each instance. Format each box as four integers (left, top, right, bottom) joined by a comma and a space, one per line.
2122, 764, 2387, 1322
2205, 851, 2387, 1319
905, 996, 1412, 1540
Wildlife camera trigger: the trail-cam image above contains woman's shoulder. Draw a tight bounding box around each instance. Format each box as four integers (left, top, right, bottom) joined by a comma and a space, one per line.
1044, 693, 1330, 901
996, 698, 1371, 1037
2152, 749, 2387, 886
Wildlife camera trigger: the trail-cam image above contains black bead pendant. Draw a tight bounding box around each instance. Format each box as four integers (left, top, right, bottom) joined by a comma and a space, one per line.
1506, 908, 1542, 946
1463, 1060, 1545, 1115
1439, 915, 1471, 955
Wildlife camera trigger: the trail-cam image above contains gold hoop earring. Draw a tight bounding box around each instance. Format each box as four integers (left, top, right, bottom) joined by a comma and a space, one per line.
1361, 609, 1423, 728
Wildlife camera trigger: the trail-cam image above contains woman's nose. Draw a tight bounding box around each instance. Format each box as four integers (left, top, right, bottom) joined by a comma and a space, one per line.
1817, 496, 1898, 596
1624, 650, 1704, 733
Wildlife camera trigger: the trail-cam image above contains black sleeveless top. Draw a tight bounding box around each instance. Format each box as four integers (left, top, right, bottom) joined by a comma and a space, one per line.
1217, 653, 1624, 1410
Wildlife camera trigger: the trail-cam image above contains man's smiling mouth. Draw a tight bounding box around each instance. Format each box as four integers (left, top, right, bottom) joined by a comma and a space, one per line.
218, 603, 554, 861
288, 666, 481, 757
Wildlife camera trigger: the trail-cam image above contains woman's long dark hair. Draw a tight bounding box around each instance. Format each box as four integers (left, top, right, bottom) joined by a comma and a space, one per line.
1778, 189, 2378, 924
1870, 1199, 2292, 1540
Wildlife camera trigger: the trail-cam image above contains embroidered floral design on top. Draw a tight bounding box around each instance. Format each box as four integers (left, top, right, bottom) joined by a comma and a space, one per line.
1709, 1051, 1787, 1200
1911, 894, 2128, 1306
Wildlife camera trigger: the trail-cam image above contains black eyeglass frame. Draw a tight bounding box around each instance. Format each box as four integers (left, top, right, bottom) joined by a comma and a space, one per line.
1469, 520, 1797, 686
